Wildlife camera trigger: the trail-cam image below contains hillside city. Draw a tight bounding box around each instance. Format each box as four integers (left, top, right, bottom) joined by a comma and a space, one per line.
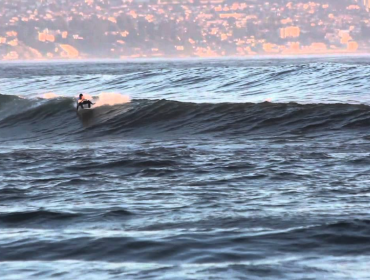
1, 0, 370, 60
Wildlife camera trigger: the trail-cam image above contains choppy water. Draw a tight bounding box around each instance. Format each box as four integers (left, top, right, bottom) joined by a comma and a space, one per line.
1, 57, 370, 280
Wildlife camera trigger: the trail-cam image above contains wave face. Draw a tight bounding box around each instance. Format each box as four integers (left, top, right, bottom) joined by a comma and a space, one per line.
1, 95, 370, 143
2, 58, 370, 280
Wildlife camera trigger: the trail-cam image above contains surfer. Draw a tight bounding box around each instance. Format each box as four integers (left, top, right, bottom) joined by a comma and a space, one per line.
76, 93, 94, 110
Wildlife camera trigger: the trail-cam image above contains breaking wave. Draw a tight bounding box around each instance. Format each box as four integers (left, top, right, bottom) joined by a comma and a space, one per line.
1, 94, 370, 142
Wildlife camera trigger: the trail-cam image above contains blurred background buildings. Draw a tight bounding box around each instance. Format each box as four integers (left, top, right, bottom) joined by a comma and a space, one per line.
0, 0, 370, 59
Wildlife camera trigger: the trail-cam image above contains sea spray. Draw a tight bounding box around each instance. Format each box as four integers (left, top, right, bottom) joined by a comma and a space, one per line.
76, 92, 130, 107
42, 92, 59, 99
94, 92, 131, 107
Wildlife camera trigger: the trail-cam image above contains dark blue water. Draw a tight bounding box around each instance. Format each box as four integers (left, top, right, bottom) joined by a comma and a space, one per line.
1, 57, 370, 279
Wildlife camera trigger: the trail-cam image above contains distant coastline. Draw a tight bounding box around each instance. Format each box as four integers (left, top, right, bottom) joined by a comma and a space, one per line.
1, 0, 370, 61
1, 51, 370, 63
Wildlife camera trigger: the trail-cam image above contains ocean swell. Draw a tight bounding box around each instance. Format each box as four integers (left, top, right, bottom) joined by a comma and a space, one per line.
1, 95, 370, 143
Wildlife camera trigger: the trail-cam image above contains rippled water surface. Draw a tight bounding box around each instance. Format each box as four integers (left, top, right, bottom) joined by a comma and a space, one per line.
1, 57, 370, 280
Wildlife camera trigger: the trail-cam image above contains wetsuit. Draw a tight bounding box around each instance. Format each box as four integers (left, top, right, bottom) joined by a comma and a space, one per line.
77, 99, 93, 110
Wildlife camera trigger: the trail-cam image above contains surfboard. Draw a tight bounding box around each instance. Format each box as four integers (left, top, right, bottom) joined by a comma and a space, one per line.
77, 107, 94, 115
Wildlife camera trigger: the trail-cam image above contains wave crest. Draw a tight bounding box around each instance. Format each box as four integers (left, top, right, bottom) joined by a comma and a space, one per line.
1, 95, 370, 142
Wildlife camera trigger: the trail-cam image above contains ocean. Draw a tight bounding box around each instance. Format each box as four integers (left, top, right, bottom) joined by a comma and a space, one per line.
1, 57, 370, 279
